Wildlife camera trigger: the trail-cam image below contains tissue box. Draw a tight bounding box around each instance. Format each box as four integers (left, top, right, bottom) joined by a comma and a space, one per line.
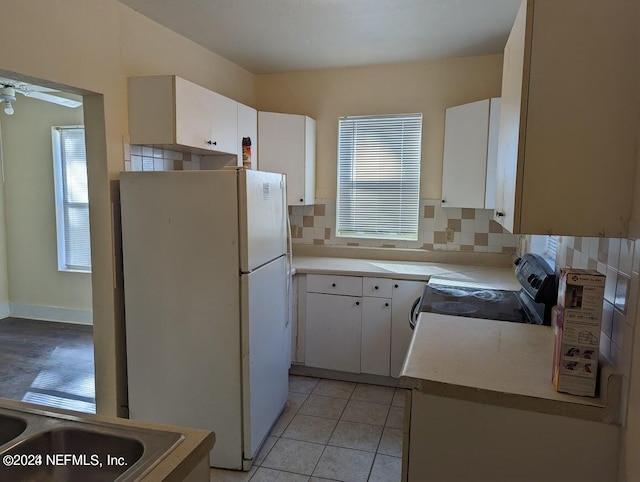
552, 268, 605, 397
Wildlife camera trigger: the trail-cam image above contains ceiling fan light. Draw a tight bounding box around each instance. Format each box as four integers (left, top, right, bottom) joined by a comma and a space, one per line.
4, 101, 14, 115
0, 86, 16, 102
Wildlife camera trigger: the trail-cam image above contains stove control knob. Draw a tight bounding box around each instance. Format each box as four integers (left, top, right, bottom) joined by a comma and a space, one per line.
527, 274, 536, 283
532, 277, 542, 289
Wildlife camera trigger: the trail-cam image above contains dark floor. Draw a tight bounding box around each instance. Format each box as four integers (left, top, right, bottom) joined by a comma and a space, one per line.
0, 317, 96, 413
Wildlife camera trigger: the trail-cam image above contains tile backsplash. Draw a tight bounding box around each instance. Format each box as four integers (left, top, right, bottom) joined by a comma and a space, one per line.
289, 199, 520, 253
124, 145, 201, 171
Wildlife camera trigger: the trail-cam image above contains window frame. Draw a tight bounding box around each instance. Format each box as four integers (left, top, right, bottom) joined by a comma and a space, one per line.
51, 125, 92, 273
335, 113, 423, 241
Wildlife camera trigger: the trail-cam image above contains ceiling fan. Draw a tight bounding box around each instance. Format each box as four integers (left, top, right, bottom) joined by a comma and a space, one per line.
0, 77, 82, 116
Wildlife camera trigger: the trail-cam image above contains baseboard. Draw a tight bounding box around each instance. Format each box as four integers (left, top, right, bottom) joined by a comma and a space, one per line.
289, 364, 401, 388
6, 303, 93, 325
0, 302, 9, 319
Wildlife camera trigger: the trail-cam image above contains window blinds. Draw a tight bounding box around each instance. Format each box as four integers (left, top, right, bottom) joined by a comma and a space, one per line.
58, 127, 91, 271
336, 114, 422, 240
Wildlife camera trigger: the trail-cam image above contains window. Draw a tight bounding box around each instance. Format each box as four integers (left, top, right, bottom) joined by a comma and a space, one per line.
52, 126, 91, 272
336, 113, 422, 241
529, 235, 558, 268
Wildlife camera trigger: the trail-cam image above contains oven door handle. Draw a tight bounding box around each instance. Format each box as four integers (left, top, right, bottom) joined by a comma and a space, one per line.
409, 296, 421, 330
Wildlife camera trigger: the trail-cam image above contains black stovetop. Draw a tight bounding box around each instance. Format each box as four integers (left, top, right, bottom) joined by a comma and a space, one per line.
417, 253, 558, 326
418, 284, 531, 324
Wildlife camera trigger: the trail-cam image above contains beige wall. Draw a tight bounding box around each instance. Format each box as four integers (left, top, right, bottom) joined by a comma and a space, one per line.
1, 96, 91, 312
255, 55, 504, 200
0, 0, 255, 416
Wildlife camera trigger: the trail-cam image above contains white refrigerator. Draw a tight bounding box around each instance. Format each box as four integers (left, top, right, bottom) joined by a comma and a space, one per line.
119, 168, 290, 470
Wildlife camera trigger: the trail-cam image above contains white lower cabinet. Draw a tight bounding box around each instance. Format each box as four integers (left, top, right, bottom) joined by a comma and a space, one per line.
390, 280, 426, 378
305, 292, 362, 373
361, 297, 391, 376
301, 273, 426, 377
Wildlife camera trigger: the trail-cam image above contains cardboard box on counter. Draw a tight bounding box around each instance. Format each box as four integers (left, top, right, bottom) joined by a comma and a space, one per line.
552, 268, 605, 397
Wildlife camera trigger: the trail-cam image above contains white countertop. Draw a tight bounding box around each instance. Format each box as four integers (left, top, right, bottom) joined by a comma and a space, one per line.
400, 313, 621, 424
292, 256, 521, 289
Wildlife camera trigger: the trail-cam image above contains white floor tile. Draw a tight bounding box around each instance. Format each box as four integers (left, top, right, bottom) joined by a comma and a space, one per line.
289, 376, 319, 395
312, 446, 375, 482
283, 414, 338, 444
255, 435, 278, 466
328, 420, 383, 453
385, 406, 404, 430
341, 400, 389, 426
377, 428, 402, 458
251, 467, 311, 482
262, 438, 325, 476
392, 389, 407, 408
299, 394, 348, 420
312, 379, 356, 399
368, 454, 401, 482
351, 384, 394, 405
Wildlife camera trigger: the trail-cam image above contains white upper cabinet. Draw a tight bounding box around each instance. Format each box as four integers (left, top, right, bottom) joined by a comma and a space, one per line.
441, 98, 500, 209
494, 0, 638, 237
128, 75, 238, 155
258, 112, 316, 206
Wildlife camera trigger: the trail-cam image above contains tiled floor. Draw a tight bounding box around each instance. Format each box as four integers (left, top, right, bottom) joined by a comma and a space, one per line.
0, 317, 96, 413
210, 376, 404, 482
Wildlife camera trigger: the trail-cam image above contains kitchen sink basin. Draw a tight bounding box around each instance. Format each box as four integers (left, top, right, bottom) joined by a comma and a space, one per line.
1, 428, 145, 481
0, 405, 184, 481
0, 413, 27, 445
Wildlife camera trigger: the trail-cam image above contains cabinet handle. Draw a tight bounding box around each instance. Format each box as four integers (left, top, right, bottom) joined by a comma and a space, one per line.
385, 302, 389, 307
206, 140, 217, 146
374, 286, 379, 290
441, 199, 446, 204
394, 284, 399, 288
299, 198, 304, 202
331, 283, 336, 287
355, 301, 360, 306
496, 211, 505, 217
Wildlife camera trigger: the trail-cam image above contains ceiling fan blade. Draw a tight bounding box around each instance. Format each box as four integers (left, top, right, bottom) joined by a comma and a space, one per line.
21, 90, 82, 108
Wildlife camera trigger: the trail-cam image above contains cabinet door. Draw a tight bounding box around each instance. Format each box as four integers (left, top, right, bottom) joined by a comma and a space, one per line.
493, 0, 527, 232
441, 99, 490, 209
258, 112, 314, 206
305, 293, 361, 373
210, 90, 238, 155
484, 98, 501, 210
390, 280, 425, 378
361, 297, 391, 376
175, 77, 215, 152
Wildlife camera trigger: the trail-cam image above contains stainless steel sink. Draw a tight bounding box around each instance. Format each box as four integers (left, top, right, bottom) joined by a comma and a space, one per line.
0, 405, 184, 481
0, 413, 27, 445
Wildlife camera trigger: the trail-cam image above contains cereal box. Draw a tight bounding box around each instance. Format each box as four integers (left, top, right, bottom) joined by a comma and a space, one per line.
552, 268, 605, 397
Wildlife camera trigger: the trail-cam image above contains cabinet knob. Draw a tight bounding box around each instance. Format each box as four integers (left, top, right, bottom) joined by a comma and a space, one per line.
394, 284, 399, 288
441, 199, 446, 204
496, 211, 505, 217
299, 198, 304, 202
331, 283, 336, 287
206, 140, 217, 146
355, 301, 360, 306
385, 302, 389, 307
374, 286, 379, 290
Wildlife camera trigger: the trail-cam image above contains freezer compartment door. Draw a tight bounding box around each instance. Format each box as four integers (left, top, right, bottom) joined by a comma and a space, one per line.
241, 255, 289, 461
238, 169, 287, 272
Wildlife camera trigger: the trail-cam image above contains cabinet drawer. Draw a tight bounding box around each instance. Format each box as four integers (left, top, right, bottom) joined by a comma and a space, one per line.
363, 277, 393, 298
307, 274, 363, 296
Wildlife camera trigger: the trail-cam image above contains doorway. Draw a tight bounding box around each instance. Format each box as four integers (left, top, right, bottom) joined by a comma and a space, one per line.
0, 71, 98, 413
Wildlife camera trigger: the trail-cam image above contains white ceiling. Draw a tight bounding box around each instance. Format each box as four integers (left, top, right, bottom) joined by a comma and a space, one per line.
118, 0, 522, 74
